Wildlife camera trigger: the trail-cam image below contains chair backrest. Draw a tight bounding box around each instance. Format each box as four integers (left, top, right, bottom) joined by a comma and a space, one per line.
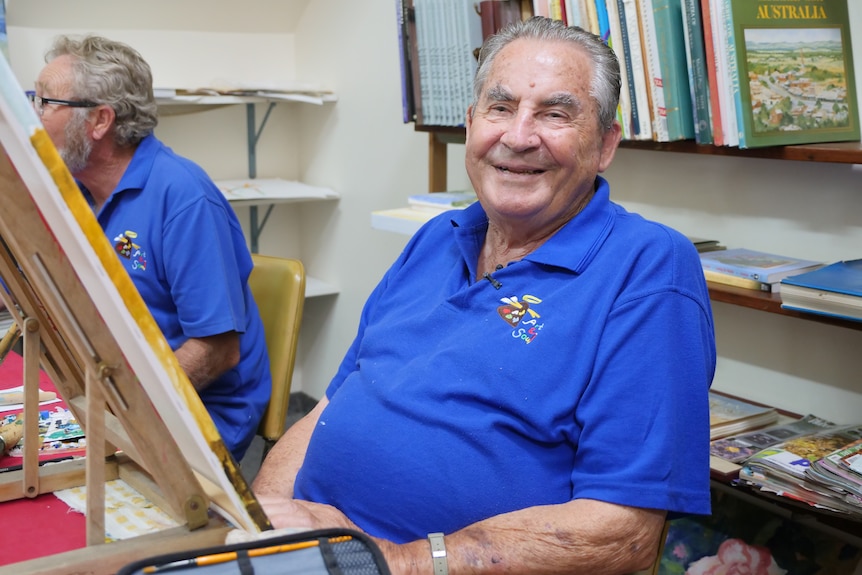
247, 254, 306, 447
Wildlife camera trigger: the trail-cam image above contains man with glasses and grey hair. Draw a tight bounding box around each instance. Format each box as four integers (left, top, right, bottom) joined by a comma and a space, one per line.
32, 34, 271, 462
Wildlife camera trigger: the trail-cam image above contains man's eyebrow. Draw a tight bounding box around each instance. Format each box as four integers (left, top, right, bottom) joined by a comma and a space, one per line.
543, 92, 578, 108
486, 84, 514, 102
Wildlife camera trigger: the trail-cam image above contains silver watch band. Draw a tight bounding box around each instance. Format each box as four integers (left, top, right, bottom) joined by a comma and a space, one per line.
428, 532, 448, 575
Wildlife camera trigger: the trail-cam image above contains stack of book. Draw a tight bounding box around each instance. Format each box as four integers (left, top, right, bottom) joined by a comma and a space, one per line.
779, 259, 862, 322
738, 423, 862, 517
699, 248, 823, 293
708, 391, 778, 440
687, 236, 725, 253
709, 413, 835, 479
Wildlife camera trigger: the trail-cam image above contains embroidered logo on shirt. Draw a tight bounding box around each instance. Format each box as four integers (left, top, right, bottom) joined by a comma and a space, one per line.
113, 230, 148, 271
497, 295, 544, 344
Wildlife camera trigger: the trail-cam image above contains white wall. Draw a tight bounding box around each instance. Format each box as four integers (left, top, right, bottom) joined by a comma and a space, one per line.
7, 0, 862, 425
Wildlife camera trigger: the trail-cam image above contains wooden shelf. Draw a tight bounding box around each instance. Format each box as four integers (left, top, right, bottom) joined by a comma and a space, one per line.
413, 124, 861, 192
707, 282, 862, 331
618, 139, 862, 165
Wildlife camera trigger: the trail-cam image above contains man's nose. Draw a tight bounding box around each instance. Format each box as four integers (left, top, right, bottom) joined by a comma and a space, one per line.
500, 111, 540, 151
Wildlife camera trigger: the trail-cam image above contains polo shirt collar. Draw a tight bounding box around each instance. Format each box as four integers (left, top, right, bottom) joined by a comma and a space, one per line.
450, 176, 615, 274
115, 133, 159, 193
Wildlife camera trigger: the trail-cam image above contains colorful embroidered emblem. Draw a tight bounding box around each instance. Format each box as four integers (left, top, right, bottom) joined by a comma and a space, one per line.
497, 295, 544, 344
114, 230, 139, 259
113, 230, 147, 271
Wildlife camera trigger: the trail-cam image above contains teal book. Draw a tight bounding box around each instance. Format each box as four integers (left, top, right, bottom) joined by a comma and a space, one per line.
651, 0, 695, 140
728, 0, 860, 147
681, 0, 713, 144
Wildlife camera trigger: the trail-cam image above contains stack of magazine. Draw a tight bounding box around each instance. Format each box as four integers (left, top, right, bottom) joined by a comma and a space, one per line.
737, 423, 862, 517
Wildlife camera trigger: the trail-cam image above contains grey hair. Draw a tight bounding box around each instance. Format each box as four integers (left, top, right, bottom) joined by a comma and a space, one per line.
472, 17, 621, 131
46, 35, 158, 147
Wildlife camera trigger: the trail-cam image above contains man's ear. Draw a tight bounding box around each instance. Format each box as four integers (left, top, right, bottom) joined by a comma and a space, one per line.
89, 105, 116, 142
597, 121, 622, 173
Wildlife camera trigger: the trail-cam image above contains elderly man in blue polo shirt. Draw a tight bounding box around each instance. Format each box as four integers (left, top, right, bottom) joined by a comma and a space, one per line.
254, 17, 715, 575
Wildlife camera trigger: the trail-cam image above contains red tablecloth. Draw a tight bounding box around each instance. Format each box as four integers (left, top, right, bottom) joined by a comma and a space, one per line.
0, 352, 86, 565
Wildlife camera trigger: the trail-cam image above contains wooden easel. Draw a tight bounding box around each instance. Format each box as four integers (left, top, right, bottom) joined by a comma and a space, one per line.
0, 61, 270, 574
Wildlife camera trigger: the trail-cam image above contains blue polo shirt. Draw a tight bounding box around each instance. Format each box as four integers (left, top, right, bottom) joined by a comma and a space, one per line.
295, 177, 716, 542
93, 134, 270, 461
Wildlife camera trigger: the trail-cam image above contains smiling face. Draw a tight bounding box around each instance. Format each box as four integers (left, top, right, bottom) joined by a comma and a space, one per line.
465, 38, 621, 238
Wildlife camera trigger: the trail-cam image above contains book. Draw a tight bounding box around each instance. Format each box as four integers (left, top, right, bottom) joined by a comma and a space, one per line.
680, 0, 712, 144
699, 0, 724, 145
708, 391, 778, 440
699, 248, 822, 284
687, 236, 725, 253
607, 0, 635, 139
779, 259, 862, 321
723, 0, 746, 147
728, 0, 861, 148
710, 0, 739, 146
407, 190, 478, 212
703, 268, 778, 293
710, 413, 836, 464
396, 0, 415, 123
807, 439, 862, 500
620, 0, 653, 139
741, 423, 862, 515
651, 0, 695, 141
637, 0, 669, 140
478, 1, 522, 41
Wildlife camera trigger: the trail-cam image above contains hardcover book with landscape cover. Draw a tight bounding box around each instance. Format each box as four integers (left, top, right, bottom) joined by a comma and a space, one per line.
728, 0, 860, 147
700, 247, 822, 284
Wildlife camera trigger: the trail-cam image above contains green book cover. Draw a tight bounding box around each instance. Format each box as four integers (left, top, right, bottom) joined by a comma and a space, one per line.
729, 0, 860, 147
652, 0, 696, 140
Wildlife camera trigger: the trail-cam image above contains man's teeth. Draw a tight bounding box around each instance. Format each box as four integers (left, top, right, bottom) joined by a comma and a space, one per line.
499, 167, 542, 174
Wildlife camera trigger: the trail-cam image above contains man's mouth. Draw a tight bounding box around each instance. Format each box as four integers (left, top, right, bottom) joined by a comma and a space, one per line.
497, 166, 545, 175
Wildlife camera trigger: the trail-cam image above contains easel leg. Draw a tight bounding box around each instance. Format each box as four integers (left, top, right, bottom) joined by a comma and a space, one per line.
86, 366, 106, 546
22, 317, 41, 497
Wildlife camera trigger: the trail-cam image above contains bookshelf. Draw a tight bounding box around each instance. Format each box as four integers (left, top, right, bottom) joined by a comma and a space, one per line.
154, 95, 340, 300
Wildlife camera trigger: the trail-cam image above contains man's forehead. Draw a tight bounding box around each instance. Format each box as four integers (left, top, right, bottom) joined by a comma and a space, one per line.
37, 58, 75, 94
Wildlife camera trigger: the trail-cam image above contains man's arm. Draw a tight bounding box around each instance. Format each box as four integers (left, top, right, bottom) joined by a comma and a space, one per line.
252, 395, 329, 498
173, 331, 240, 391
257, 493, 665, 575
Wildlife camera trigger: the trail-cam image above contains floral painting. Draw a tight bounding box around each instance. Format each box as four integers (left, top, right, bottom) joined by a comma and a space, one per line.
659, 490, 861, 574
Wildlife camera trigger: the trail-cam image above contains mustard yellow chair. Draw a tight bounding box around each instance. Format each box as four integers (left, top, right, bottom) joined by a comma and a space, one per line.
247, 254, 306, 462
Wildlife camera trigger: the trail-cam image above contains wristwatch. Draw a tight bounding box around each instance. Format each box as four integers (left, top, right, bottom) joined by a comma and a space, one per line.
427, 532, 448, 575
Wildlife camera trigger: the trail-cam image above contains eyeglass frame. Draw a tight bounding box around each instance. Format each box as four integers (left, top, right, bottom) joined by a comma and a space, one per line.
27, 92, 99, 116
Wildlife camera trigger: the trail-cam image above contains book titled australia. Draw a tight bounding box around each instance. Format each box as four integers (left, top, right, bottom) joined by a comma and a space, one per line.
728, 0, 860, 148
700, 248, 822, 284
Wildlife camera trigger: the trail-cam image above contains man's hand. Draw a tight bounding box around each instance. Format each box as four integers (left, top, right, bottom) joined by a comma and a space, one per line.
257, 494, 360, 531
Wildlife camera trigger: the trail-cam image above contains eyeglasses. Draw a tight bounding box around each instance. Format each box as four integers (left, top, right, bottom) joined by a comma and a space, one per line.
27, 93, 98, 116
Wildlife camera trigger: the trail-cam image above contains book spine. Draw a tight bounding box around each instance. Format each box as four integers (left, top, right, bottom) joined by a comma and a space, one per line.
699, 0, 723, 145
608, 0, 635, 139
585, 0, 600, 34
681, 0, 712, 144
637, 0, 669, 141
710, 0, 738, 146
622, 0, 653, 139
703, 269, 774, 292
652, 0, 695, 141
722, 0, 745, 148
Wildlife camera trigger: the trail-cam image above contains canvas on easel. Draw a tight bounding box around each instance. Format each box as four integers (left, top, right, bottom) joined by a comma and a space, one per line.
0, 46, 269, 574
